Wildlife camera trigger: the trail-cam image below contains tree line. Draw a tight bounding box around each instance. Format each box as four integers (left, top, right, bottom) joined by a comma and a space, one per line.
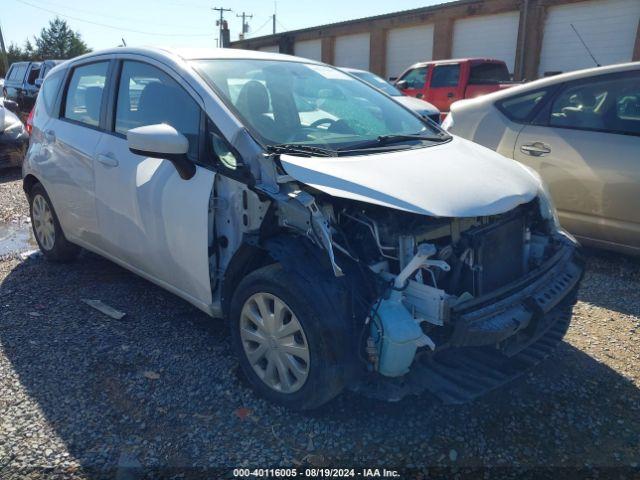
2, 18, 91, 77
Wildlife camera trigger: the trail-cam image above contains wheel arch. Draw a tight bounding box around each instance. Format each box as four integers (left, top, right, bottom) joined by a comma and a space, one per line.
220, 233, 338, 319
23, 173, 41, 197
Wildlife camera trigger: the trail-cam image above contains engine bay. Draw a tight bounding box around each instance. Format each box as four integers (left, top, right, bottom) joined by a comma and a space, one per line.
262, 181, 567, 378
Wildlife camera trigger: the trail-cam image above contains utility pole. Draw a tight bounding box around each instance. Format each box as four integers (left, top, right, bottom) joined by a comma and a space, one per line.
0, 21, 8, 75
272, 1, 277, 35
236, 12, 252, 40
212, 7, 231, 47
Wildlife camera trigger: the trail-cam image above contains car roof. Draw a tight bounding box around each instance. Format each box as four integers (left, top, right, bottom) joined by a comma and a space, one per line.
65, 46, 321, 65
477, 61, 640, 102
411, 58, 506, 67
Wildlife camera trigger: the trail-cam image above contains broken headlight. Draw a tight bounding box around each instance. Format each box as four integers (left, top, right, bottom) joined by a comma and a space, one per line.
518, 163, 560, 230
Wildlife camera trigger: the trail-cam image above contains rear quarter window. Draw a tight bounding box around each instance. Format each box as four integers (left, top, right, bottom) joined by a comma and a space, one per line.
496, 89, 549, 122
39, 70, 65, 116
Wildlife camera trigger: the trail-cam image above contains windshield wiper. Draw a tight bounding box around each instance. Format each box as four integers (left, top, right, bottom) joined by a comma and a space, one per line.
267, 143, 337, 157
337, 132, 450, 152
377, 133, 449, 144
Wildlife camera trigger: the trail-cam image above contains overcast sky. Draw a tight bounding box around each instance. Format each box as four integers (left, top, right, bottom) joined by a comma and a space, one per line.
2, 0, 445, 51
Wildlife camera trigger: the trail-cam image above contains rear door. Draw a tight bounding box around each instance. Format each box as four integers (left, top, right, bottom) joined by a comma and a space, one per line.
43, 60, 111, 246
425, 63, 461, 112
93, 58, 215, 310
514, 70, 640, 251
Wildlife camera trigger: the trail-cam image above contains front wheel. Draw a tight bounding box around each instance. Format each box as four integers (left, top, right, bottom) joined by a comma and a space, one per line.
230, 264, 348, 410
29, 183, 80, 262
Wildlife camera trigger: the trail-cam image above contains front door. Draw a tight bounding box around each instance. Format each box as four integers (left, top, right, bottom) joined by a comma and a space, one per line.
514, 70, 640, 251
93, 59, 215, 310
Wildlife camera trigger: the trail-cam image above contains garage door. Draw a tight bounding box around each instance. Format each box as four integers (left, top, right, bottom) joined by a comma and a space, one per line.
386, 24, 434, 80
538, 0, 640, 77
334, 33, 370, 70
452, 11, 520, 73
258, 45, 279, 53
294, 39, 322, 61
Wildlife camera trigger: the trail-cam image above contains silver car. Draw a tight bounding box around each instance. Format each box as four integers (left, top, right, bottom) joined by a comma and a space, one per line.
444, 62, 640, 256
23, 47, 582, 409
340, 67, 441, 124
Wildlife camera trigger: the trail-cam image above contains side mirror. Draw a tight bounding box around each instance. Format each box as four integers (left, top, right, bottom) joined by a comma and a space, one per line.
3, 99, 20, 115
388, 76, 398, 82
395, 80, 409, 90
127, 124, 196, 180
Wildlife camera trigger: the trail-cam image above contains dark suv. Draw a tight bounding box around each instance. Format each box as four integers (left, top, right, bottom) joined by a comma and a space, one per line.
3, 60, 61, 112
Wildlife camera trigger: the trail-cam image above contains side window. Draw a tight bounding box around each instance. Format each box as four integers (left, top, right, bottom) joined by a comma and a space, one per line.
115, 61, 200, 161
63, 62, 109, 128
400, 67, 427, 89
497, 89, 548, 122
550, 72, 640, 135
39, 70, 64, 116
9, 64, 26, 82
431, 65, 460, 88
6, 65, 15, 81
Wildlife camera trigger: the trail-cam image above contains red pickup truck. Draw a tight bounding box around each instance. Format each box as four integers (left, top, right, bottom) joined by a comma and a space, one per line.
394, 58, 515, 113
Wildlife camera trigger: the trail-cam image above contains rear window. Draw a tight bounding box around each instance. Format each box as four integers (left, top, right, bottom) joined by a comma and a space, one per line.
63, 62, 109, 128
431, 65, 460, 88
496, 89, 549, 122
469, 63, 510, 84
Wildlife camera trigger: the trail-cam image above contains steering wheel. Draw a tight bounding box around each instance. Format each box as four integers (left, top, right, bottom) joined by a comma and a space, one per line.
309, 118, 336, 129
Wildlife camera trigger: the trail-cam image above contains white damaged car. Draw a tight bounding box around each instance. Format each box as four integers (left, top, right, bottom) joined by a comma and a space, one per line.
24, 48, 583, 409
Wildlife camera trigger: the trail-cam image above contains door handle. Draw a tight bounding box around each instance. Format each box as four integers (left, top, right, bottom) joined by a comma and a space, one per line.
447, 92, 455, 98
96, 153, 119, 168
44, 129, 56, 143
520, 142, 551, 157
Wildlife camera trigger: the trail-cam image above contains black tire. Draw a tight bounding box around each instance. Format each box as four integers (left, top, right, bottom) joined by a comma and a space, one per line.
28, 183, 80, 262
230, 263, 349, 410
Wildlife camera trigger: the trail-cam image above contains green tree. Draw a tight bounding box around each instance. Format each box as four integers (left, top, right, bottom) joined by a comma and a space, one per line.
1, 43, 27, 77
1, 18, 91, 77
32, 17, 91, 60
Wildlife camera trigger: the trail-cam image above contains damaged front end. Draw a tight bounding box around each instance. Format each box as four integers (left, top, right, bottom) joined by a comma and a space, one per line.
263, 178, 582, 403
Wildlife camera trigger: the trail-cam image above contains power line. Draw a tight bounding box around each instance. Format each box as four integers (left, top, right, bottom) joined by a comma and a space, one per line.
276, 19, 287, 32
14, 0, 213, 37
249, 17, 272, 37
32, 0, 209, 29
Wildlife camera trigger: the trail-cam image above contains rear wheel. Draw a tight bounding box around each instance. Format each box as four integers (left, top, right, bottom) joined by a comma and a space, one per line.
29, 183, 80, 262
230, 264, 348, 410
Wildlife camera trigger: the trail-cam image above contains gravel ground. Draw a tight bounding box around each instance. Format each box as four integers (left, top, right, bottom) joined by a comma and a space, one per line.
1, 168, 639, 478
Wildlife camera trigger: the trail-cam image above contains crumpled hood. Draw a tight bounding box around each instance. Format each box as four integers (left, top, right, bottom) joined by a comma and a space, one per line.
279, 136, 539, 217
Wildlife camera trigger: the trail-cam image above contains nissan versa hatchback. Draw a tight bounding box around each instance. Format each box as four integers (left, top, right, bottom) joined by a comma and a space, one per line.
24, 48, 583, 409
